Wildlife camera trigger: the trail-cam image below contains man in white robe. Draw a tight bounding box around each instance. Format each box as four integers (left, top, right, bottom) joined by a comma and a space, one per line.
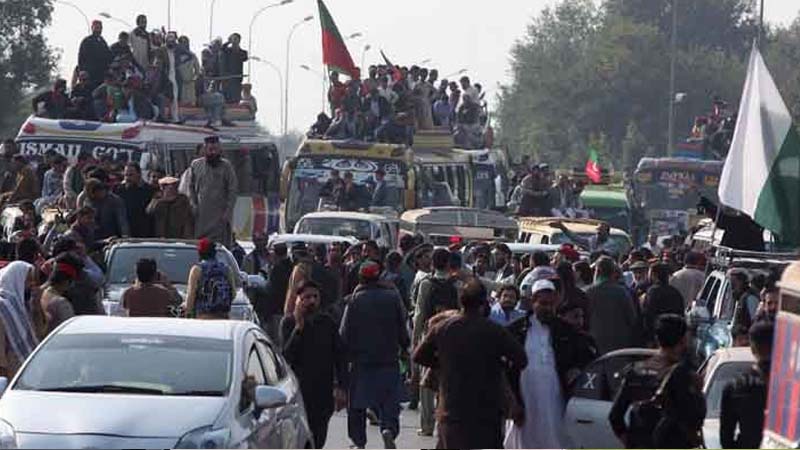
505, 279, 567, 449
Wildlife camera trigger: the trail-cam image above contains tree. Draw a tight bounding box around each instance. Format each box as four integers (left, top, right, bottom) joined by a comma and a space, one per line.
0, 0, 57, 137
497, 0, 798, 168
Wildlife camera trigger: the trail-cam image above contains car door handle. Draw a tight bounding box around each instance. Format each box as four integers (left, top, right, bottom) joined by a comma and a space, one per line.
576, 418, 594, 424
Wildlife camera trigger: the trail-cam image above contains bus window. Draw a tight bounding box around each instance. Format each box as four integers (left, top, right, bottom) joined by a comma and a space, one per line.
780, 293, 800, 314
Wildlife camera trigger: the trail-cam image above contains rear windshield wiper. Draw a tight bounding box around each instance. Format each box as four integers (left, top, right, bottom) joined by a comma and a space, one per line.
37, 384, 167, 395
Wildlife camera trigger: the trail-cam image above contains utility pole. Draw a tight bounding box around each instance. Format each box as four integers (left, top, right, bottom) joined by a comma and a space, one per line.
758, 0, 765, 48
667, 0, 678, 156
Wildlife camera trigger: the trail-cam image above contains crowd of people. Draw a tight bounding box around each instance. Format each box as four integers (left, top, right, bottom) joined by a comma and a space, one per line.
227, 221, 777, 448
32, 15, 256, 128
507, 163, 588, 217
309, 65, 492, 149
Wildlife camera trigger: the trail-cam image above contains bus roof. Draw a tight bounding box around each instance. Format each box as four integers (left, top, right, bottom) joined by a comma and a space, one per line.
296, 138, 409, 160
635, 157, 724, 173
581, 188, 629, 209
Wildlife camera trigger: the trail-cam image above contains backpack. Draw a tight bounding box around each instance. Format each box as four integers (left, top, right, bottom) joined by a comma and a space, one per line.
196, 259, 234, 315
627, 364, 679, 448
425, 277, 459, 318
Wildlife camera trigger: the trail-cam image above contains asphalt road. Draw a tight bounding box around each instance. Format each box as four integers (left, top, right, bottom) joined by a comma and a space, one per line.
325, 407, 437, 449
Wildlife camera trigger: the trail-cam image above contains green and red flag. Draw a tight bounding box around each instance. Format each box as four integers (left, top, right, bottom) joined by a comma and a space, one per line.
586, 147, 602, 184
317, 0, 359, 78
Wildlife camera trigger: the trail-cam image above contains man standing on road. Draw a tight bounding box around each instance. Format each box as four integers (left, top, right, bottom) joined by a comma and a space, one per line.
146, 176, 194, 239
122, 258, 179, 317
505, 279, 596, 448
115, 163, 154, 238
670, 251, 706, 309
413, 279, 527, 449
586, 256, 640, 355
261, 243, 292, 343
720, 320, 773, 448
642, 263, 685, 345
187, 135, 238, 248
281, 281, 348, 449
340, 261, 409, 449
412, 248, 459, 437
609, 314, 693, 448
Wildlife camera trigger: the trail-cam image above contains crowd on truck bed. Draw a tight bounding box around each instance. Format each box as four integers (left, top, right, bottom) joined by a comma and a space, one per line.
32, 15, 257, 128
308, 65, 493, 149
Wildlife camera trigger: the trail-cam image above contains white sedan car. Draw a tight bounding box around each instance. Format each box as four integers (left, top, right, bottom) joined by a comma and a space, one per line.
0, 317, 313, 449
564, 347, 755, 449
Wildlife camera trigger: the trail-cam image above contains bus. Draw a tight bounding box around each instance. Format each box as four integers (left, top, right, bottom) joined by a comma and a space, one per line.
763, 260, 800, 448
15, 116, 282, 238
633, 157, 723, 236
280, 138, 416, 231
413, 130, 474, 208
455, 148, 511, 210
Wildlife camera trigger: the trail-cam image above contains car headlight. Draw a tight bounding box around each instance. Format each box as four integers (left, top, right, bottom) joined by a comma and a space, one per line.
175, 426, 229, 449
0, 419, 18, 449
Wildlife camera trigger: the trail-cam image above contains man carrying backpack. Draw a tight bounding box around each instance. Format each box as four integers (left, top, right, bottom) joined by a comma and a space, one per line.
609, 314, 702, 448
412, 248, 459, 437
185, 238, 235, 320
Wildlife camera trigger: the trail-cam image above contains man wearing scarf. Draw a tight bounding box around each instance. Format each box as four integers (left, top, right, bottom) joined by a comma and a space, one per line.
186, 135, 238, 248
0, 262, 40, 378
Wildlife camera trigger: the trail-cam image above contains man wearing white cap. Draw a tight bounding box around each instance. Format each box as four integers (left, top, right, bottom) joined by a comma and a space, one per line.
505, 279, 596, 449
146, 176, 194, 239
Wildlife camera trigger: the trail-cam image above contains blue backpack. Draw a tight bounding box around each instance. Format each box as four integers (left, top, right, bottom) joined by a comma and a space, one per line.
196, 259, 234, 315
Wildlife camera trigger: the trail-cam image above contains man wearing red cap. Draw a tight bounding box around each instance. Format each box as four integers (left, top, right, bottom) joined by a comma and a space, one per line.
340, 261, 409, 449
78, 20, 112, 90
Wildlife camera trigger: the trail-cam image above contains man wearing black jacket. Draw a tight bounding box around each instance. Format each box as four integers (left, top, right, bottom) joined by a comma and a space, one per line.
720, 320, 774, 448
281, 281, 347, 449
263, 243, 292, 343
78, 21, 113, 90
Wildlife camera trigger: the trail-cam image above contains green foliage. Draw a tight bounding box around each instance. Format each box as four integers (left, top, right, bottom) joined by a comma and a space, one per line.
498, 0, 799, 169
0, 0, 57, 137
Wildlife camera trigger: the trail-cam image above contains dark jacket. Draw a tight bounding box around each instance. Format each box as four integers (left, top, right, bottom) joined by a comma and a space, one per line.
609, 353, 676, 447
586, 280, 640, 355
281, 313, 347, 418
78, 34, 113, 85
720, 364, 768, 449
339, 282, 410, 367
33, 90, 72, 119
114, 182, 155, 238
263, 258, 293, 317
109, 42, 133, 61
147, 194, 194, 239
83, 193, 130, 239
642, 284, 685, 344
507, 313, 597, 405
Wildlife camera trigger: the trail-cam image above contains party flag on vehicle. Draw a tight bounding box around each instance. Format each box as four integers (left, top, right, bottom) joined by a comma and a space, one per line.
718, 44, 800, 244
318, 0, 359, 78
585, 147, 602, 184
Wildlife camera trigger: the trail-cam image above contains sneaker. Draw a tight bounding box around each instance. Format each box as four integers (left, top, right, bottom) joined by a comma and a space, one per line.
381, 429, 396, 449
416, 429, 433, 437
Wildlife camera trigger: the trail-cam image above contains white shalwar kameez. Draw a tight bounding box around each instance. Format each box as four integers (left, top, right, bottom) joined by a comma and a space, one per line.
504, 316, 566, 449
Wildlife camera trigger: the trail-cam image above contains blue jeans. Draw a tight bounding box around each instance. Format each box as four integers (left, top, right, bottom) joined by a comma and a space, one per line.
347, 364, 401, 447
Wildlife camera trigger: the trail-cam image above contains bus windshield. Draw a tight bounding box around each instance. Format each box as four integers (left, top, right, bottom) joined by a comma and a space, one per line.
633, 161, 722, 211
286, 155, 407, 227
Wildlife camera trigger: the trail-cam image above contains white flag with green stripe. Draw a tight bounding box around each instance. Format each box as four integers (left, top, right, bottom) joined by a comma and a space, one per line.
719, 45, 800, 244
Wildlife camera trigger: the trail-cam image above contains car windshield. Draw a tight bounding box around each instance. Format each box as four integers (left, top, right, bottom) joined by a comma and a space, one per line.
15, 333, 233, 396
296, 218, 372, 240
107, 246, 239, 285
705, 361, 754, 418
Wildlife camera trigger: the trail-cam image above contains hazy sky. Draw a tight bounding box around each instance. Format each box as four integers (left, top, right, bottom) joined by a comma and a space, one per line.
46, 0, 800, 134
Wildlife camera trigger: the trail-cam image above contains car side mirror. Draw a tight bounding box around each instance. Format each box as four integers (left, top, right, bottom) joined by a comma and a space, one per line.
0, 377, 9, 394
254, 385, 287, 410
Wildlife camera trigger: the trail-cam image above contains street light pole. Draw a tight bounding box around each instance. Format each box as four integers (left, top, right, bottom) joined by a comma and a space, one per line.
667, 0, 678, 156
54, 0, 90, 32
247, 0, 294, 76
284, 15, 314, 135
251, 56, 284, 134
99, 12, 133, 29
758, 0, 765, 48
361, 44, 371, 70
167, 0, 172, 31
209, 0, 217, 41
